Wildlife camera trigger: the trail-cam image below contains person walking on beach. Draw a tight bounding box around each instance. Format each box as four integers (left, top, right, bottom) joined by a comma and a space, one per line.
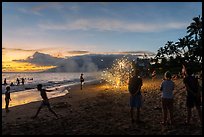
32, 84, 58, 119
183, 68, 202, 125
160, 71, 175, 125
128, 69, 143, 124
80, 73, 84, 90
21, 78, 25, 85
5, 86, 11, 113
16, 78, 20, 85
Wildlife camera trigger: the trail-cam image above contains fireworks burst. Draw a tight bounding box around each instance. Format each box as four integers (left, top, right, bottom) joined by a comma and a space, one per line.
101, 56, 135, 89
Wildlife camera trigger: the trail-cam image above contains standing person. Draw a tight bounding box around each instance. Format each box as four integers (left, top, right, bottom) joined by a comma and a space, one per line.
32, 84, 58, 119
160, 71, 175, 125
16, 78, 20, 85
183, 68, 202, 125
80, 73, 84, 90
3, 78, 7, 85
5, 86, 11, 113
21, 78, 25, 85
128, 69, 143, 124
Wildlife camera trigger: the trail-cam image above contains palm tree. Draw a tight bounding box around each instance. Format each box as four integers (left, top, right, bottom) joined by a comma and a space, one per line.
187, 16, 202, 41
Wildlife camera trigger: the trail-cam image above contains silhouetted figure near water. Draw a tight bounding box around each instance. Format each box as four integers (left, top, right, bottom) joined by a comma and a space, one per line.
10, 82, 14, 86
32, 84, 58, 119
21, 78, 25, 85
3, 78, 7, 85
16, 78, 20, 85
128, 69, 143, 124
80, 73, 84, 90
5, 86, 11, 113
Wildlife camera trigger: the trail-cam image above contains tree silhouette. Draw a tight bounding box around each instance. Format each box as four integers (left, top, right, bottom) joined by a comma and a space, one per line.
187, 16, 202, 41
153, 16, 202, 73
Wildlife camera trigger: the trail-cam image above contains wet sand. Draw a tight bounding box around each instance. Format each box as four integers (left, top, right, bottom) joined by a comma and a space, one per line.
2, 78, 202, 135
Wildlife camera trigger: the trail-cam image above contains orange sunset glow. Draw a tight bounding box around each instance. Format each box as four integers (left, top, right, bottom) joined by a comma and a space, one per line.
2, 61, 56, 72
2, 48, 56, 72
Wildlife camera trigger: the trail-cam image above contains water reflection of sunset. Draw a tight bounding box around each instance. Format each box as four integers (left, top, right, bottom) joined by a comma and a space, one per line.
2, 61, 56, 72
2, 48, 56, 72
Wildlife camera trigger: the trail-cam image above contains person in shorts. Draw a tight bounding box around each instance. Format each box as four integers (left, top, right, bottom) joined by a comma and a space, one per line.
160, 71, 175, 125
128, 69, 143, 124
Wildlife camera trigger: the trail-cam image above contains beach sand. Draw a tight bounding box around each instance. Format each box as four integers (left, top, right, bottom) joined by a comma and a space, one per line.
2, 78, 202, 135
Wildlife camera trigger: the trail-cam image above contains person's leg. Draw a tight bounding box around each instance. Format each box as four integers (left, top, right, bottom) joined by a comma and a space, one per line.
186, 96, 193, 124
163, 108, 167, 124
169, 99, 174, 124
161, 98, 167, 124
186, 107, 192, 124
47, 104, 58, 118
195, 105, 202, 124
5, 99, 9, 112
130, 107, 134, 123
32, 105, 43, 118
195, 95, 202, 124
136, 107, 140, 122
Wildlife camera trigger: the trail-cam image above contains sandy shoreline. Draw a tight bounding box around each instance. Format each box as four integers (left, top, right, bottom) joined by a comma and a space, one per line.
2, 78, 202, 135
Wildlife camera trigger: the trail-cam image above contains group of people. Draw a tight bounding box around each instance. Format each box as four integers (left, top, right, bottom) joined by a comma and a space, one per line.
3, 77, 25, 86
16, 78, 25, 85
4, 73, 85, 118
4, 69, 202, 126
128, 66, 202, 126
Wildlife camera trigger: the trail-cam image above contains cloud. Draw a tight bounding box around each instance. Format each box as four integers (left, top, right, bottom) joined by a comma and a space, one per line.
2, 47, 37, 52
17, 3, 63, 16
66, 50, 89, 55
39, 18, 189, 33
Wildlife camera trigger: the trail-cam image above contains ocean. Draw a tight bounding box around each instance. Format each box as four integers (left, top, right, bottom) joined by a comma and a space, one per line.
2, 72, 101, 108
2, 72, 101, 93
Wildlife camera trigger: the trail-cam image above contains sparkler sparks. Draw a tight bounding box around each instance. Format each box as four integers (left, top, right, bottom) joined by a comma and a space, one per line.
101, 57, 135, 89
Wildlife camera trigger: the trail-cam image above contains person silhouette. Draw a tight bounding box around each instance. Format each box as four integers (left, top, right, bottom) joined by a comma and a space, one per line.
80, 73, 84, 90
32, 84, 58, 119
16, 78, 20, 85
3, 78, 7, 85
5, 86, 11, 113
128, 69, 143, 124
183, 68, 202, 125
21, 78, 25, 85
160, 71, 175, 125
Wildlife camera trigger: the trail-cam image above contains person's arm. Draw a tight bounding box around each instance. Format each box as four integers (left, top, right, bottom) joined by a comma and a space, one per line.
9, 93, 11, 101
183, 83, 197, 96
160, 82, 163, 91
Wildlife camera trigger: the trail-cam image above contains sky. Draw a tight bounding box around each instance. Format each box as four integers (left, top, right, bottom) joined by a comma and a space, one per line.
2, 2, 202, 72
2, 2, 202, 53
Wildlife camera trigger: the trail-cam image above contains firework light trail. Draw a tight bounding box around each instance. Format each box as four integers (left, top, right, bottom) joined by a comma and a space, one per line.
101, 56, 136, 89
